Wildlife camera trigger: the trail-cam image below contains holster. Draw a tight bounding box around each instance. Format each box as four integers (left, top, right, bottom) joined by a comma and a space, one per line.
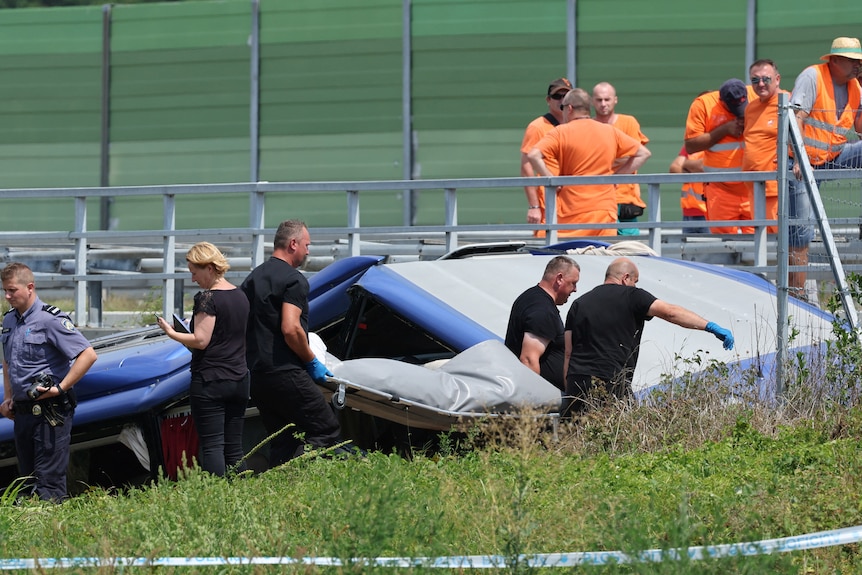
14, 389, 75, 427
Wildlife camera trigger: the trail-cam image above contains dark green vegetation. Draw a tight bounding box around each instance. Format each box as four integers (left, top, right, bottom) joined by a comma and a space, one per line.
3, 277, 862, 573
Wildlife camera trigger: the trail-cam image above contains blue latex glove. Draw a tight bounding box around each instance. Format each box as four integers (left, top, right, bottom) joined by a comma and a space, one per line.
705, 321, 734, 351
305, 357, 334, 384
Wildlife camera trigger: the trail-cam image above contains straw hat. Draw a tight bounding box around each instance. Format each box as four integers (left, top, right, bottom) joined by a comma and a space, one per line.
820, 37, 862, 61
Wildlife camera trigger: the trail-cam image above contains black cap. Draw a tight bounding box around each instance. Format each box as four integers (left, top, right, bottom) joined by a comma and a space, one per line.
719, 78, 748, 118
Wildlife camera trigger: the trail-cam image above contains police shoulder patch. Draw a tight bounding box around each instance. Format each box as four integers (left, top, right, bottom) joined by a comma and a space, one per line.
62, 318, 77, 332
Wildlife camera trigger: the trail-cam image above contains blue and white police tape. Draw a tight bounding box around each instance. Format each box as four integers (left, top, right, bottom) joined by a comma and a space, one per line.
2, 524, 861, 570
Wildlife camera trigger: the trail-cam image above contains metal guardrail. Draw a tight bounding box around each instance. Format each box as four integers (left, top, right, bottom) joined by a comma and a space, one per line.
1, 169, 860, 326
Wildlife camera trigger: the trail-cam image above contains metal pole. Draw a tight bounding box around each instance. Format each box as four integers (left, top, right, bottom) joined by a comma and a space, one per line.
99, 4, 113, 230
646, 183, 662, 254
567, 0, 576, 86
248, 0, 264, 268
775, 93, 789, 398
74, 197, 89, 327
347, 190, 360, 257
402, 0, 415, 226
745, 0, 756, 77
250, 0, 260, 182
444, 188, 457, 253
752, 180, 767, 267
162, 194, 177, 320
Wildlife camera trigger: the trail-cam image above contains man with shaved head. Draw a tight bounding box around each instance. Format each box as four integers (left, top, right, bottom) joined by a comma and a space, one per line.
592, 82, 650, 235
527, 88, 651, 236
562, 257, 734, 415
505, 256, 581, 391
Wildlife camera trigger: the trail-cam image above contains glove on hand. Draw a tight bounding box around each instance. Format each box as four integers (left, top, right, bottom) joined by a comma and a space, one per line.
705, 321, 734, 350
305, 357, 334, 384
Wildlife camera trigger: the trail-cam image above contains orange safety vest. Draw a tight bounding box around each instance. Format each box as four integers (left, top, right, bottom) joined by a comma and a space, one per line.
680, 181, 707, 216
801, 63, 862, 165
679, 151, 706, 216
698, 92, 745, 173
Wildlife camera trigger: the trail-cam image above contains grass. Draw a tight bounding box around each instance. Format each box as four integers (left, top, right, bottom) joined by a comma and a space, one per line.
2, 283, 861, 573
1, 391, 861, 573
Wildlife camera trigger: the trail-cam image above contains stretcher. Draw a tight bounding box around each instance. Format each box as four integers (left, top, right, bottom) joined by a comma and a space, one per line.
318, 339, 562, 431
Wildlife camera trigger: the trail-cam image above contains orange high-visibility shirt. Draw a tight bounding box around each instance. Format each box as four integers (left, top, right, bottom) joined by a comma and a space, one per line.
535, 118, 641, 226
685, 90, 750, 196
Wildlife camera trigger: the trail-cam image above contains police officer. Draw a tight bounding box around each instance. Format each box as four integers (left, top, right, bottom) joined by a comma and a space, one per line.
0, 262, 97, 501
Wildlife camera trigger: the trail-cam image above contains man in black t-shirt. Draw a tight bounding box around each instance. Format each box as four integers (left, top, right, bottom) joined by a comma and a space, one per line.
563, 257, 734, 415
241, 220, 343, 465
505, 256, 580, 391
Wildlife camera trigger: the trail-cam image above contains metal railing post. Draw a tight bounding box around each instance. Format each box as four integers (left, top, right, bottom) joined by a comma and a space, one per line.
162, 193, 176, 319
74, 196, 89, 326
647, 182, 662, 255
250, 186, 265, 267
347, 190, 360, 257
88, 281, 102, 327
444, 188, 457, 253
752, 180, 767, 269
545, 182, 558, 245
175, 279, 185, 317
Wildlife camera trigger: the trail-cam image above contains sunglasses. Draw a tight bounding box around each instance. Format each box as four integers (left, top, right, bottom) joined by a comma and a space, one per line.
750, 76, 772, 85
549, 92, 568, 101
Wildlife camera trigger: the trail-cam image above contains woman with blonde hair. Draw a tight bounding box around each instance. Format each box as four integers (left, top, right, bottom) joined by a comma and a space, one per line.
157, 241, 249, 476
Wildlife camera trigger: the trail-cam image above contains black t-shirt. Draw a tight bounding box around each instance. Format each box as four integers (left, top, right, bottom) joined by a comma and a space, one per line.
504, 285, 565, 390
564, 283, 657, 383
241, 257, 309, 372
190, 288, 250, 381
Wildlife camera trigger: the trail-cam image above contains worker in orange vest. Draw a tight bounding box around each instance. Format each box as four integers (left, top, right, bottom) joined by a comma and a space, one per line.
684, 79, 757, 234
669, 146, 708, 234
591, 82, 650, 236
520, 78, 572, 237
788, 37, 862, 299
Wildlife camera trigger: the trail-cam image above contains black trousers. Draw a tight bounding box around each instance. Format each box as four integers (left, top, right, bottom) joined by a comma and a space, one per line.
190, 372, 249, 476
562, 374, 632, 417
250, 368, 342, 467
14, 402, 74, 501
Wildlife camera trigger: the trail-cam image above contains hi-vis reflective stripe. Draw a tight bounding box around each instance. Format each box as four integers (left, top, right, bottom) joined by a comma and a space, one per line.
804, 116, 855, 136
681, 188, 705, 202
803, 117, 853, 152
708, 141, 744, 152
803, 136, 845, 152
2, 525, 862, 570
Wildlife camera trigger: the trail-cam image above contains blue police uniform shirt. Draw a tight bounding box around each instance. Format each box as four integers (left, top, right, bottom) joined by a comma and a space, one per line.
1, 296, 91, 401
